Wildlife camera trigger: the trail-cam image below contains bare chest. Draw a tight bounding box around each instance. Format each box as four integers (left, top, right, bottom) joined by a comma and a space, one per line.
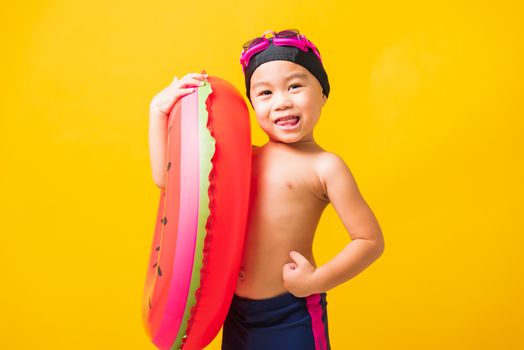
249, 149, 328, 216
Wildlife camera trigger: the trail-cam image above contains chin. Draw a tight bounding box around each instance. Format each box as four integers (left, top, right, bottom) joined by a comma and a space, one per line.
269, 134, 304, 144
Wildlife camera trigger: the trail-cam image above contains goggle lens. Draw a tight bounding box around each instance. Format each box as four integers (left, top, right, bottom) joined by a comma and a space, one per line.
275, 29, 299, 38
242, 37, 264, 49
242, 29, 299, 50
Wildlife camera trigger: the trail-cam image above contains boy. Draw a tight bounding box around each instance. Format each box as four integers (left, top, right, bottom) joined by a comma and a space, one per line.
148, 29, 384, 350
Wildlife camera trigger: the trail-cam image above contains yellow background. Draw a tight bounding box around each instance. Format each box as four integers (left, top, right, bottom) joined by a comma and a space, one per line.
1, 1, 523, 349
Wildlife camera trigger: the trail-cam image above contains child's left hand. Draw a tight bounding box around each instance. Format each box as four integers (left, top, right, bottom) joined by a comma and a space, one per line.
283, 251, 321, 297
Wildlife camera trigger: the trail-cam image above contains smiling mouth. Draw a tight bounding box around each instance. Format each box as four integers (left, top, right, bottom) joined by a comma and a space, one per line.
275, 116, 300, 126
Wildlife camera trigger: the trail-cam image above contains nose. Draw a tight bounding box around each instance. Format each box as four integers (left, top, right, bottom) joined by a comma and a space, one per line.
273, 91, 293, 111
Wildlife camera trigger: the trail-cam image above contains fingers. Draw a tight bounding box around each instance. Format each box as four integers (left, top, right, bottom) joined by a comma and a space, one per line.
167, 72, 207, 96
177, 78, 206, 89
181, 72, 208, 82
178, 87, 196, 95
169, 72, 208, 90
289, 251, 309, 266
283, 262, 297, 272
152, 72, 208, 116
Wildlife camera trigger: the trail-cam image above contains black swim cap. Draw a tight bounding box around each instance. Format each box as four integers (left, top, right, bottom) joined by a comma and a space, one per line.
243, 38, 330, 101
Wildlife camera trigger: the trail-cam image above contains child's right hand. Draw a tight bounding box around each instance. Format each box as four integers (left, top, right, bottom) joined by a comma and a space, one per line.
149, 72, 208, 119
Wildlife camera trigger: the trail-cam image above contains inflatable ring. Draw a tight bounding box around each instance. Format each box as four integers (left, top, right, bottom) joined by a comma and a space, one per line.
142, 76, 251, 350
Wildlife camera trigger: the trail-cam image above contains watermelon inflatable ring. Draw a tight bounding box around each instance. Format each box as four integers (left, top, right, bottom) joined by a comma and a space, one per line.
142, 76, 251, 350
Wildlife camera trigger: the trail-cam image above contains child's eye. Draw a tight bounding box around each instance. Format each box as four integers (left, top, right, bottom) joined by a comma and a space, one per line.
289, 84, 301, 90
259, 90, 272, 96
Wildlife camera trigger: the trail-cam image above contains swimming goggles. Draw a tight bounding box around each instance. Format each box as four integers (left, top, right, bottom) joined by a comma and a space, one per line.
239, 29, 323, 72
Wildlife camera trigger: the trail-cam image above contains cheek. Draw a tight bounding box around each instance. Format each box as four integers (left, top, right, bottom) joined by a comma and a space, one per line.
301, 97, 322, 123
306, 91, 323, 110
253, 103, 270, 121
297, 93, 313, 109
298, 97, 314, 114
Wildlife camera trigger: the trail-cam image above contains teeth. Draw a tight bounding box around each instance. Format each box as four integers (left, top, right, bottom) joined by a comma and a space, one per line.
276, 116, 298, 123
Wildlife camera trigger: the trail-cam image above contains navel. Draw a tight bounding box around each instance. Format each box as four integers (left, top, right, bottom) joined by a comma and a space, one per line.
238, 269, 245, 281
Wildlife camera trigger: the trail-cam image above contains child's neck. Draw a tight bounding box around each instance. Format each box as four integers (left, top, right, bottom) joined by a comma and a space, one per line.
266, 136, 321, 151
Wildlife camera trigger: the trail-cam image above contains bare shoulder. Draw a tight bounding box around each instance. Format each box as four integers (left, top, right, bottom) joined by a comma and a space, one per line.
315, 151, 352, 178
314, 151, 384, 245
314, 151, 361, 201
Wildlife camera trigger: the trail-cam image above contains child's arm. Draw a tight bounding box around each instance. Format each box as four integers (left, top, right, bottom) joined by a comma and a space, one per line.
148, 72, 208, 189
314, 153, 384, 292
283, 153, 384, 296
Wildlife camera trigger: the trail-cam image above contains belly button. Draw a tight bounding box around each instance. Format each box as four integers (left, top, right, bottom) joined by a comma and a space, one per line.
239, 269, 245, 281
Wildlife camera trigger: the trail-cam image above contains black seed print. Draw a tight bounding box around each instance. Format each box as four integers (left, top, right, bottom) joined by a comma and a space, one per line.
149, 297, 152, 309
162, 217, 167, 225
157, 266, 162, 276
155, 246, 160, 251
152, 262, 157, 268
167, 162, 171, 171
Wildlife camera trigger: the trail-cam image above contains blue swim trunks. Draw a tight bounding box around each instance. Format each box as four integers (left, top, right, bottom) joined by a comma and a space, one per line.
222, 291, 331, 350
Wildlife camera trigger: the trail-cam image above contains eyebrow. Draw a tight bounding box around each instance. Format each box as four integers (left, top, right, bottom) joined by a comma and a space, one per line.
252, 72, 308, 89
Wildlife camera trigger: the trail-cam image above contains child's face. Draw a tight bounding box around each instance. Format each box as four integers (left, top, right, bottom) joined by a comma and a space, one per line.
249, 60, 327, 144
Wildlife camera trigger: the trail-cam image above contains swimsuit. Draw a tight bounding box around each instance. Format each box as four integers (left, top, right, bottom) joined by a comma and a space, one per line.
222, 291, 331, 350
